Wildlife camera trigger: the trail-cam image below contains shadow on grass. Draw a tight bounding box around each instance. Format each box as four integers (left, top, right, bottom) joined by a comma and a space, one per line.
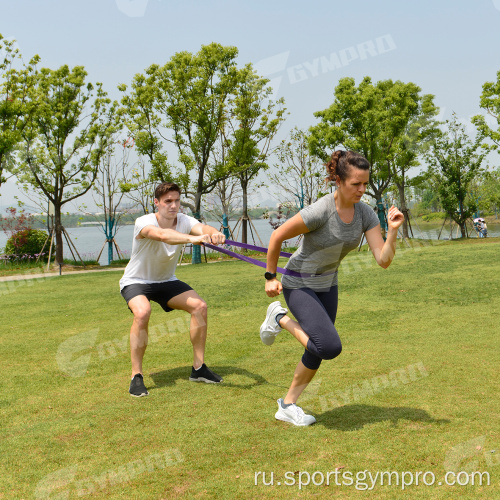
319, 404, 450, 431
149, 365, 268, 390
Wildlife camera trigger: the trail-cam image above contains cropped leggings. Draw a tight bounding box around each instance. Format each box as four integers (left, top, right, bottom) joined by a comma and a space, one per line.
283, 286, 341, 370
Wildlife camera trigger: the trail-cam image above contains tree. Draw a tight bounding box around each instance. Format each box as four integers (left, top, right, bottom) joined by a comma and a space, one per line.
472, 69, 500, 155
426, 114, 486, 238
119, 43, 242, 262
18, 65, 117, 265
0, 34, 39, 189
472, 70, 500, 217
269, 127, 326, 210
123, 157, 156, 215
469, 167, 500, 216
309, 77, 434, 233
202, 174, 242, 226
222, 67, 286, 243
89, 134, 136, 264
388, 93, 440, 237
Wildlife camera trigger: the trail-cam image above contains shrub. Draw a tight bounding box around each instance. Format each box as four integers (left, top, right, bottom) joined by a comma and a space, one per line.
422, 212, 446, 222
4, 229, 49, 257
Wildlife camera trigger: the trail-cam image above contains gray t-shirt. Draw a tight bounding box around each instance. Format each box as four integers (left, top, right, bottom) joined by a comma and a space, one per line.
281, 194, 380, 291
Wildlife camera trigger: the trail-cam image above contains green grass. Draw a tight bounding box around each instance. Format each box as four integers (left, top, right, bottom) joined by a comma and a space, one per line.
2, 239, 499, 499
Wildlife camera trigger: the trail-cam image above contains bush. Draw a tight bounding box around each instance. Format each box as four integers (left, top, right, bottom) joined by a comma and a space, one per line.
4, 229, 49, 257
422, 212, 446, 222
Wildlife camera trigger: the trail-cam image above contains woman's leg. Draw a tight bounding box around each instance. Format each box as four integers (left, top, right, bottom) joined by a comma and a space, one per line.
283, 287, 340, 366
281, 287, 340, 403
283, 361, 317, 404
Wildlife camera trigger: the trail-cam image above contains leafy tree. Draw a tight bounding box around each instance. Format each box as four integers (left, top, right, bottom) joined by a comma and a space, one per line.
269, 127, 326, 210
469, 167, 500, 215
426, 114, 486, 238
123, 157, 157, 215
309, 77, 436, 234
119, 43, 242, 262
0, 34, 39, 189
17, 65, 118, 264
388, 93, 440, 237
472, 70, 500, 217
472, 69, 500, 154
413, 186, 442, 214
222, 67, 286, 243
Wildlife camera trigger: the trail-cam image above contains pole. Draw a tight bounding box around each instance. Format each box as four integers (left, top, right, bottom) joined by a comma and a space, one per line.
192, 211, 202, 264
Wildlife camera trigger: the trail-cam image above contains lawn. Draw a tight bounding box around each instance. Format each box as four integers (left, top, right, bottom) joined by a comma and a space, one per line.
1, 238, 499, 499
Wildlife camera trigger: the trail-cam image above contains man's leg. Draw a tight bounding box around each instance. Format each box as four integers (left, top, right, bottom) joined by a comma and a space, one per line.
166, 290, 207, 369
127, 295, 151, 377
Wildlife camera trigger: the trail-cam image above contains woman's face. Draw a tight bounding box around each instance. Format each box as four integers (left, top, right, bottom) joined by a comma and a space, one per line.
336, 165, 370, 203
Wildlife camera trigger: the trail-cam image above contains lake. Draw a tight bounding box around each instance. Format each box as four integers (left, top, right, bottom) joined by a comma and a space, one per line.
1, 218, 499, 265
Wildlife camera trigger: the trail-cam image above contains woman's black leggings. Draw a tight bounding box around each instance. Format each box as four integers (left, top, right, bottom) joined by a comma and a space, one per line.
283, 286, 341, 370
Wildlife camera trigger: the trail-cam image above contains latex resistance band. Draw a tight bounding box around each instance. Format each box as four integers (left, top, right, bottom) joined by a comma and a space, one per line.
202, 239, 324, 278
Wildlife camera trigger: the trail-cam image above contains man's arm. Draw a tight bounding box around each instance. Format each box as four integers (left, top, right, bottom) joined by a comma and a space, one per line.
140, 225, 210, 245
190, 223, 226, 244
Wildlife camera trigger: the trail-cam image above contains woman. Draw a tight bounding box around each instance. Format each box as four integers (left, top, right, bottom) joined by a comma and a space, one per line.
260, 150, 404, 426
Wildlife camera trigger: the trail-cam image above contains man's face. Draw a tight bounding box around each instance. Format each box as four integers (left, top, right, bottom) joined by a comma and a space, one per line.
154, 191, 181, 219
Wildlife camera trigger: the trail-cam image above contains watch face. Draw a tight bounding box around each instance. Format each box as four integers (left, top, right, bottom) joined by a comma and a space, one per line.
265, 272, 276, 280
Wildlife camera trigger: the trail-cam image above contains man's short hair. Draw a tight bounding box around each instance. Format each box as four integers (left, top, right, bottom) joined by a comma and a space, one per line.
154, 182, 181, 201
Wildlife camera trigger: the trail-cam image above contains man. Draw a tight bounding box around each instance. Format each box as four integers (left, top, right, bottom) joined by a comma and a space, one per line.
119, 182, 225, 397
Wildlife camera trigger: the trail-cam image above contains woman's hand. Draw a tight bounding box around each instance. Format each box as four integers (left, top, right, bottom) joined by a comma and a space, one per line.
387, 205, 404, 231
265, 278, 283, 297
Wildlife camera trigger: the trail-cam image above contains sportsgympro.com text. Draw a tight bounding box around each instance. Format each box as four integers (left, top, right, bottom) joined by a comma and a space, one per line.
254, 469, 491, 491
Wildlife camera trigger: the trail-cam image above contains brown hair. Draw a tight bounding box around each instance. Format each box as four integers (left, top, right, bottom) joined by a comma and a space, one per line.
325, 150, 370, 183
154, 182, 181, 200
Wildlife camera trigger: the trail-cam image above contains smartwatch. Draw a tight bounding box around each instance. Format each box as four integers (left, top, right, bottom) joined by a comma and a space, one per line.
264, 272, 277, 280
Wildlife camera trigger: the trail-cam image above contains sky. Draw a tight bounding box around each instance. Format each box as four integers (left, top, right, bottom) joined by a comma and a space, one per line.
1, 0, 500, 212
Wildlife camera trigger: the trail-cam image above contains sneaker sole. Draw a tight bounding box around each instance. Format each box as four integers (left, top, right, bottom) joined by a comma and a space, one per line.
259, 327, 276, 346
260, 302, 287, 345
129, 392, 149, 397
189, 377, 223, 384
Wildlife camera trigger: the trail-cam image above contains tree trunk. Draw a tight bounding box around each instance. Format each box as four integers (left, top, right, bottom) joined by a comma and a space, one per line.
192, 192, 202, 264
54, 204, 64, 265
460, 221, 467, 238
241, 180, 248, 244
107, 215, 115, 265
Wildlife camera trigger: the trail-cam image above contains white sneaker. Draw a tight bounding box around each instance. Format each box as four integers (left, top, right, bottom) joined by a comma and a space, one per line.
275, 398, 316, 426
260, 301, 287, 345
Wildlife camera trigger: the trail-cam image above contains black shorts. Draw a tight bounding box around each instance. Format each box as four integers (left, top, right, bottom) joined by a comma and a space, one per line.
120, 280, 193, 312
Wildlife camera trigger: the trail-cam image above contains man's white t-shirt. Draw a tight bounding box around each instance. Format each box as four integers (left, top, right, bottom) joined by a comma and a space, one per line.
119, 212, 200, 290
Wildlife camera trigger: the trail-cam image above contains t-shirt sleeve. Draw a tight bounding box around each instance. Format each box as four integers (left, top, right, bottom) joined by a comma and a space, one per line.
178, 213, 202, 234
134, 214, 157, 238
300, 195, 332, 232
361, 203, 380, 233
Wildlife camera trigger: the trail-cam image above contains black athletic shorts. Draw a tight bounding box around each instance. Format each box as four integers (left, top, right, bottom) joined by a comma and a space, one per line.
120, 280, 193, 312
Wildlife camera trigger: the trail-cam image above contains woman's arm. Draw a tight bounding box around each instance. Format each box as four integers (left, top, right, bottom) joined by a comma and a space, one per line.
364, 205, 404, 269
265, 213, 310, 297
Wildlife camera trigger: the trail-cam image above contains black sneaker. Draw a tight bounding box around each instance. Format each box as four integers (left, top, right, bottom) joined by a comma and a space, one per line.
129, 374, 149, 397
189, 364, 223, 384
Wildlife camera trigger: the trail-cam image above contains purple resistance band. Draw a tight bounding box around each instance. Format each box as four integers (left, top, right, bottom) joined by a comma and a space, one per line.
202, 239, 323, 278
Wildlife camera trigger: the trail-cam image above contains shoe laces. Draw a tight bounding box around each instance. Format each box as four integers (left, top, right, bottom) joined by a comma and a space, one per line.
293, 404, 305, 419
